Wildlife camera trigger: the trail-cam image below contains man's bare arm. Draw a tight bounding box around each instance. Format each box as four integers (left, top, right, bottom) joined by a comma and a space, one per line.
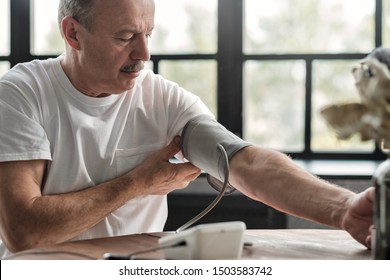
229, 145, 373, 247
0, 137, 200, 252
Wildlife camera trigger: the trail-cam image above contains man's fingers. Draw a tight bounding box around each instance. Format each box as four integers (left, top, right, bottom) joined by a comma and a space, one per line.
365, 186, 374, 203
182, 162, 202, 180
158, 136, 181, 160
173, 161, 201, 178
150, 162, 201, 195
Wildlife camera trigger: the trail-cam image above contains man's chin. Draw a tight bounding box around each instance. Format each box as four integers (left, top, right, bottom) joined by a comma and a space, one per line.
124, 79, 137, 91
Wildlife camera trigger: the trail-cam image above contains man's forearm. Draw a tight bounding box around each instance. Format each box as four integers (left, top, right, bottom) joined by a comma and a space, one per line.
229, 146, 354, 229
0, 138, 200, 253
2, 172, 140, 252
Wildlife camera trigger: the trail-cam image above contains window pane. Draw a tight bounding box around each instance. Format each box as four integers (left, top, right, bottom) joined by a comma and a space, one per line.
244, 0, 375, 54
0, 62, 10, 78
0, 0, 10, 56
31, 0, 64, 55
243, 60, 306, 151
383, 0, 390, 47
145, 61, 153, 71
151, 0, 217, 54
159, 60, 217, 116
311, 60, 374, 152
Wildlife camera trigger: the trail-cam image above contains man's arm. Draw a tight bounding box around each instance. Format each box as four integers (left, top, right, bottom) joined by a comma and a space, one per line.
229, 145, 373, 247
0, 137, 200, 252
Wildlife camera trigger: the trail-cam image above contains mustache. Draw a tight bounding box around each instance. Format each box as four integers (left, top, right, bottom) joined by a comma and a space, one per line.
120, 62, 144, 73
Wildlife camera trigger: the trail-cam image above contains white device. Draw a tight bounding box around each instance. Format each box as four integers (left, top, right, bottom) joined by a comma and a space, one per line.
158, 221, 246, 260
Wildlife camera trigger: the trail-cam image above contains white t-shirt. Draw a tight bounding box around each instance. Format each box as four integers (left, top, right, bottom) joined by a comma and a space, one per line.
0, 56, 212, 258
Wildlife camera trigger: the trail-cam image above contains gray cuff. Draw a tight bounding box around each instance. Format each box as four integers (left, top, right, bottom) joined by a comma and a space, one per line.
180, 115, 251, 194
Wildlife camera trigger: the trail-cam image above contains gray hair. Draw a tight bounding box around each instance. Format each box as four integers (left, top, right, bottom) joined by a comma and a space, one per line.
58, 0, 95, 32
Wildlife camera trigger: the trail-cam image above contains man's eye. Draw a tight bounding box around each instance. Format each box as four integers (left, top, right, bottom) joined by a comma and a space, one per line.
117, 34, 135, 42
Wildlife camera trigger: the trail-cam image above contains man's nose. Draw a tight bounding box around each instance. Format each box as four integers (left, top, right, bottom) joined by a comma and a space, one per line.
130, 35, 151, 61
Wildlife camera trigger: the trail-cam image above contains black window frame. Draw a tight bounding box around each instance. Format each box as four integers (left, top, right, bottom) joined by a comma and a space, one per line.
1, 0, 387, 164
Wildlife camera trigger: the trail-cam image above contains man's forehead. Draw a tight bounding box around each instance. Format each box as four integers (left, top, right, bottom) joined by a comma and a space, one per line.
93, 0, 155, 14
92, 0, 155, 29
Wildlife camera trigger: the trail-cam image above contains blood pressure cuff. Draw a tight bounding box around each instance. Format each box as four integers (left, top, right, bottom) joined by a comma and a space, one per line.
180, 115, 251, 194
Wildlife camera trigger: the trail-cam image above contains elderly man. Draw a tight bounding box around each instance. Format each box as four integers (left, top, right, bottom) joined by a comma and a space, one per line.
0, 0, 373, 259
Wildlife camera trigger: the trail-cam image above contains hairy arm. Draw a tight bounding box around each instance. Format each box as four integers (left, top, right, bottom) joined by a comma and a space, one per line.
0, 137, 200, 252
229, 146, 372, 246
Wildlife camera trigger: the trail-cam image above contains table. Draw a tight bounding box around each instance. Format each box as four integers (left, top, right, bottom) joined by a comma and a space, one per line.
6, 229, 372, 260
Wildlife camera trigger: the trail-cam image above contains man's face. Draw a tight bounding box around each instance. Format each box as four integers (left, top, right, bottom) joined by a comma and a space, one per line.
74, 0, 155, 96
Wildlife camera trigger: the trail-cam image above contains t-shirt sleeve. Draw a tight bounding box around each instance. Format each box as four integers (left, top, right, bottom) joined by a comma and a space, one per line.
0, 82, 51, 162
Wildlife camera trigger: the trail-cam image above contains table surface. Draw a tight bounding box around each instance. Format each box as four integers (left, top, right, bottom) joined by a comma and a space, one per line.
7, 229, 372, 260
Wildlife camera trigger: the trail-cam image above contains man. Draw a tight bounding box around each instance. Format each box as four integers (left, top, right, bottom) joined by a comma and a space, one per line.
0, 0, 373, 259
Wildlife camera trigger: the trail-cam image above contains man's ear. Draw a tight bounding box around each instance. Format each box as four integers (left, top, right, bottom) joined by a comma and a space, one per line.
61, 16, 82, 50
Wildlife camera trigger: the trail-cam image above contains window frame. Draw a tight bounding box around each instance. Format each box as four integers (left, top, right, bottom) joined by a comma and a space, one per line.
2, 0, 387, 164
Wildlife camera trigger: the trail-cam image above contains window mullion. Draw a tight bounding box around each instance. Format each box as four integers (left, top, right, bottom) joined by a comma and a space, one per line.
375, 0, 383, 47
217, 0, 244, 136
304, 60, 313, 155
10, 0, 31, 67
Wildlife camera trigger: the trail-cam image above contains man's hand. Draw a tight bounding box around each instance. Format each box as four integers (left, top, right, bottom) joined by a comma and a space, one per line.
341, 187, 374, 248
130, 136, 201, 195
0, 136, 200, 252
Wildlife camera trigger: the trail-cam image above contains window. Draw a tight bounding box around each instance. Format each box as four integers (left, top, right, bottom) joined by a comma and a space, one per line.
152, 0, 218, 116
244, 0, 375, 54
383, 0, 390, 46
4, 0, 388, 163
242, 0, 383, 160
0, 0, 10, 56
0, 62, 10, 78
0, 0, 10, 77
159, 60, 217, 115
31, 0, 63, 55
152, 0, 217, 54
243, 60, 306, 151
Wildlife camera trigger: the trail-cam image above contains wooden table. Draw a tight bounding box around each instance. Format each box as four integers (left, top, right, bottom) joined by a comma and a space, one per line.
6, 229, 372, 260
